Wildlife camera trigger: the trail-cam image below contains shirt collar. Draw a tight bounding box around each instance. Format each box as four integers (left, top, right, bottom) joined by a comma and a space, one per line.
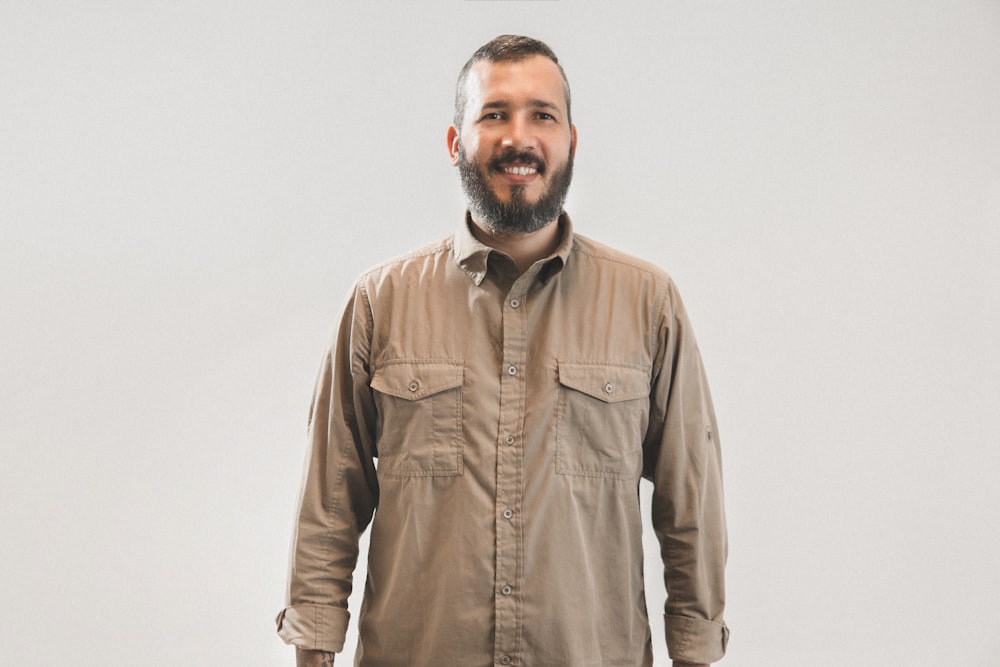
453, 211, 574, 286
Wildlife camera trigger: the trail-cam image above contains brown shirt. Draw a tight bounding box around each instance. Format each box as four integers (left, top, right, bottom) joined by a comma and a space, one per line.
276, 214, 729, 666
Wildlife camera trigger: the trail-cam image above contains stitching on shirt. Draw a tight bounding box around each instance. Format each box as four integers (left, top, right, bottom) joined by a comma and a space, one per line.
430, 391, 439, 469
373, 361, 464, 477
681, 616, 693, 656
554, 363, 646, 480
358, 237, 453, 278
646, 282, 671, 426
555, 360, 650, 370
513, 344, 527, 662
650, 280, 669, 373
379, 468, 461, 477
370, 360, 464, 399
358, 282, 375, 337
556, 361, 651, 403
572, 235, 671, 279
375, 358, 464, 367
456, 373, 464, 475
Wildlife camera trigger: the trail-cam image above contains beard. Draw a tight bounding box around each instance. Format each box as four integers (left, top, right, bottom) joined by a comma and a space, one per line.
458, 144, 574, 235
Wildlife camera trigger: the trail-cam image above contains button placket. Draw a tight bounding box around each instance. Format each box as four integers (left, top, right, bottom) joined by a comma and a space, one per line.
494, 283, 529, 662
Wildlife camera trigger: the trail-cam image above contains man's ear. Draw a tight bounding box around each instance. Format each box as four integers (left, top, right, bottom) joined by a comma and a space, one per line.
447, 126, 461, 166
570, 124, 578, 159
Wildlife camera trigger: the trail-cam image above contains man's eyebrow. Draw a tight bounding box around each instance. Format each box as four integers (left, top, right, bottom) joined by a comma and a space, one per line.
480, 99, 561, 112
527, 99, 560, 111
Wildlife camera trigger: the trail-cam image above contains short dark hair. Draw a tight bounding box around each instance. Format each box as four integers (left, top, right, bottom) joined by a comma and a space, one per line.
453, 35, 572, 130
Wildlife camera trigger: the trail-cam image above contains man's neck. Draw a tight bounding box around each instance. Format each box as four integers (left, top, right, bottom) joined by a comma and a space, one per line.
468, 216, 562, 275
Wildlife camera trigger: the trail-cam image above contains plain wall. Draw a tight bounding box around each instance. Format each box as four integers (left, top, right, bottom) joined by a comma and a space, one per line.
2, 1, 998, 664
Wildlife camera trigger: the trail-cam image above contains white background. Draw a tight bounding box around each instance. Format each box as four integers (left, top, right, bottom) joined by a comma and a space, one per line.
2, 1, 999, 665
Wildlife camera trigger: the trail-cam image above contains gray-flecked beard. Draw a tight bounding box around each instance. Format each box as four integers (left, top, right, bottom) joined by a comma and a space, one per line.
458, 145, 574, 235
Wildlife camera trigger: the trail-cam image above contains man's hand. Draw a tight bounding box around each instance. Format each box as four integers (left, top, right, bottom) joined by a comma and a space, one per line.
673, 663, 709, 667
296, 648, 335, 667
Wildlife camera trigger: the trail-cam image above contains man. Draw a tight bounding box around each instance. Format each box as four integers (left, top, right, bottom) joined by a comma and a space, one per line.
277, 35, 728, 667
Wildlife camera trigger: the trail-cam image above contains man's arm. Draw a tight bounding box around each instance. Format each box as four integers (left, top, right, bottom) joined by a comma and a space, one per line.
643, 281, 729, 665
276, 284, 379, 654
296, 648, 335, 667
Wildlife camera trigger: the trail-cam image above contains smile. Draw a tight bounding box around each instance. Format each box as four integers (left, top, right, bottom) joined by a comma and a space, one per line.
502, 166, 538, 176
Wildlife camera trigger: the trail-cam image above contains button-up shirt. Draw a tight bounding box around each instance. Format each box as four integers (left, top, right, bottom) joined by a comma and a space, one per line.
276, 214, 729, 666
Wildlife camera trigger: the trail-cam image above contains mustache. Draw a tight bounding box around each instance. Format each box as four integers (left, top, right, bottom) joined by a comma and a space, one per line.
488, 149, 545, 174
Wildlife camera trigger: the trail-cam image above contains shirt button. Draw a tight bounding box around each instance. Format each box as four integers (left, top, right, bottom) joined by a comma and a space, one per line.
500, 657, 511, 665
509, 298, 520, 308
408, 380, 420, 392
504, 435, 515, 446
507, 365, 517, 376
604, 382, 614, 394
503, 509, 514, 520
501, 584, 513, 595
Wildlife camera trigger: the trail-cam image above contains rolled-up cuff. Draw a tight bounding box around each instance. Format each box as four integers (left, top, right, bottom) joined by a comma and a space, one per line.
275, 603, 350, 652
665, 614, 729, 664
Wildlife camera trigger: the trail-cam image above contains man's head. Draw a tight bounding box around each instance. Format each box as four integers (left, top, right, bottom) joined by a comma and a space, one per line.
452, 35, 572, 133
448, 35, 577, 236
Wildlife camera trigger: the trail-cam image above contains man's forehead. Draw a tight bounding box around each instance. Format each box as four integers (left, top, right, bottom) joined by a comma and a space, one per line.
465, 56, 567, 109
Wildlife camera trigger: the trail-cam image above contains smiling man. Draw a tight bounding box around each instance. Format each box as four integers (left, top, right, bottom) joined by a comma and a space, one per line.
277, 36, 729, 667
450, 51, 576, 245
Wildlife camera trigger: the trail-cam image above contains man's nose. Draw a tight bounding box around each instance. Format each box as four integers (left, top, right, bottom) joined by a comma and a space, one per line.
501, 116, 535, 150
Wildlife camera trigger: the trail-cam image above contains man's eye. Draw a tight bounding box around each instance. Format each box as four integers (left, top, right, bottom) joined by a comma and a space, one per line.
537, 113, 554, 121
482, 112, 503, 121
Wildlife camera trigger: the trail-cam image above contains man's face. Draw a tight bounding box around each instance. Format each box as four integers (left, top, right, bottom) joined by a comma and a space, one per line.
448, 55, 577, 235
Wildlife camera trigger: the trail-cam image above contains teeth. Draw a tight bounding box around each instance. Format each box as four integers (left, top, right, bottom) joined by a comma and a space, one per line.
503, 166, 537, 176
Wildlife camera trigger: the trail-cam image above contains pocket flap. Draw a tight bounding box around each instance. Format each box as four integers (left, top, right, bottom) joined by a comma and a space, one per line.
557, 361, 650, 403
371, 360, 464, 400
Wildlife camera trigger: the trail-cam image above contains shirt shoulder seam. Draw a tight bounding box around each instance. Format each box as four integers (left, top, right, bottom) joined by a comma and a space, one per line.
358, 236, 454, 279
571, 234, 673, 282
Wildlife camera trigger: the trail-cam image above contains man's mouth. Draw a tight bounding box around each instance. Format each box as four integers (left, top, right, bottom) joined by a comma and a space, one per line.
501, 165, 539, 176
491, 152, 544, 178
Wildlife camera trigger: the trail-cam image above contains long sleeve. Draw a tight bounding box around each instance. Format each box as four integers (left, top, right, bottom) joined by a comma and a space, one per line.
276, 284, 379, 652
643, 280, 729, 664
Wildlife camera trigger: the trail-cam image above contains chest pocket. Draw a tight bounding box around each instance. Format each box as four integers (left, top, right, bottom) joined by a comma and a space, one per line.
555, 361, 650, 480
370, 360, 464, 477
